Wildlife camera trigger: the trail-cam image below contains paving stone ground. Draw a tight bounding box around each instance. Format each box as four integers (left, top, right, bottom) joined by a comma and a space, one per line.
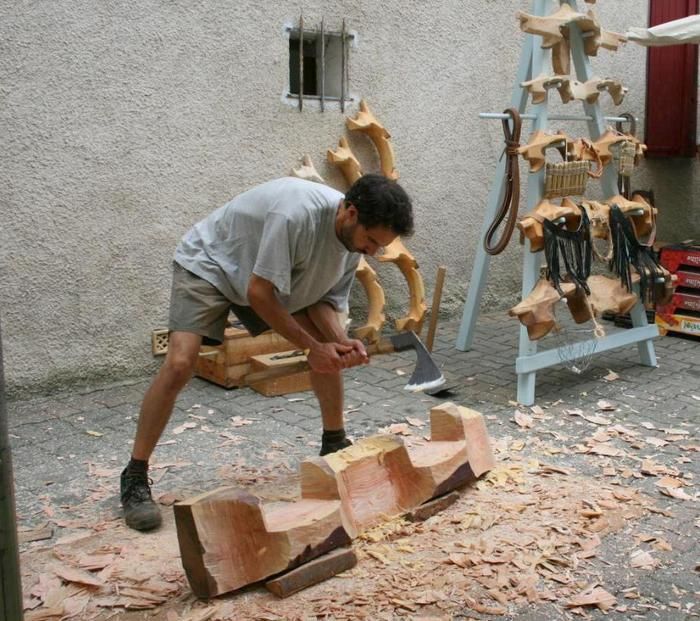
7, 312, 699, 619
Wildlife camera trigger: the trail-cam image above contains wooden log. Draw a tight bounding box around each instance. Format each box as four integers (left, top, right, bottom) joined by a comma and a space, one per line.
174, 488, 350, 599
176, 404, 494, 598
265, 548, 357, 598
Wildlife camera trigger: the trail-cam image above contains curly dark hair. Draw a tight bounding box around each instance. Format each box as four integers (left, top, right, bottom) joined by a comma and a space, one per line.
345, 174, 414, 236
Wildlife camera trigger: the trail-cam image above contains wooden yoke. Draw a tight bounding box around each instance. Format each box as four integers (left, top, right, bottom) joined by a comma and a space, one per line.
518, 197, 581, 252
560, 78, 628, 106
353, 256, 386, 344
377, 238, 427, 334
509, 279, 576, 340
587, 274, 639, 316
343, 100, 426, 335
583, 25, 628, 57
593, 129, 647, 167
521, 74, 568, 105
518, 130, 569, 172
327, 137, 363, 185
517, 4, 598, 49
346, 99, 399, 180
292, 154, 325, 184
603, 194, 656, 240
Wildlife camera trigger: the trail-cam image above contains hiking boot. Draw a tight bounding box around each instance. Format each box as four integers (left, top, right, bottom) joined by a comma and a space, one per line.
319, 436, 352, 456
120, 465, 162, 531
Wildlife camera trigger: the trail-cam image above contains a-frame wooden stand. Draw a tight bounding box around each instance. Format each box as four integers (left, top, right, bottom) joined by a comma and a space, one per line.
455, 0, 658, 406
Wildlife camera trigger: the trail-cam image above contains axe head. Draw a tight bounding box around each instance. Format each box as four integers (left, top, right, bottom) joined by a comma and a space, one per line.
388, 331, 446, 394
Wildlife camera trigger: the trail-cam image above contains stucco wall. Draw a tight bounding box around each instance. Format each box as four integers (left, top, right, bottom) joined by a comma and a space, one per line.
1, 0, 696, 395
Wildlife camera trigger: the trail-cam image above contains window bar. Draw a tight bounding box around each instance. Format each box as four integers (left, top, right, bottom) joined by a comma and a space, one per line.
320, 17, 325, 113
340, 18, 346, 113
299, 12, 304, 112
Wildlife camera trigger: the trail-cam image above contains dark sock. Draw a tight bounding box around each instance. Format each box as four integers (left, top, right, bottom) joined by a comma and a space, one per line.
127, 457, 149, 472
322, 429, 347, 444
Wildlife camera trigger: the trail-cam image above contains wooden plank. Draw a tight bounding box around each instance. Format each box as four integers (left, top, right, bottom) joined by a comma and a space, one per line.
265, 548, 357, 598
404, 491, 460, 523
248, 351, 312, 396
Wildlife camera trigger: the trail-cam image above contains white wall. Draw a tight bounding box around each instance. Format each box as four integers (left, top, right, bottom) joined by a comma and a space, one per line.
1, 0, 696, 395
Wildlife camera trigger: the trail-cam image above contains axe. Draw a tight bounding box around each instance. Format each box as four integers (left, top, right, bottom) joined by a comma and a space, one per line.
244, 331, 446, 394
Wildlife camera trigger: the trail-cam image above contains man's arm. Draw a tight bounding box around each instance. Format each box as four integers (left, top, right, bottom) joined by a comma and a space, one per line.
247, 275, 361, 373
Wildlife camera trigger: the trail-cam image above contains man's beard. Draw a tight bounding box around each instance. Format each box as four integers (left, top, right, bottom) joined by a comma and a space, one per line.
339, 221, 359, 253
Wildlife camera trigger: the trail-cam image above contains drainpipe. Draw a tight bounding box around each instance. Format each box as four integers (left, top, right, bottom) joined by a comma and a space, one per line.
0, 318, 23, 620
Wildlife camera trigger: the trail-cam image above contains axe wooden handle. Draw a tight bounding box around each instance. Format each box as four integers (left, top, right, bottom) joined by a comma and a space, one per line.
243, 340, 396, 386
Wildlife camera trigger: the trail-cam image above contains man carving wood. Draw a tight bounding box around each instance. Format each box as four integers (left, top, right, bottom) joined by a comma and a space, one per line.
121, 174, 414, 531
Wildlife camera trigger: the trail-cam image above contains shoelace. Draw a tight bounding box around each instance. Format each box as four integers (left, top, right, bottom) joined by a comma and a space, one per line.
123, 471, 154, 503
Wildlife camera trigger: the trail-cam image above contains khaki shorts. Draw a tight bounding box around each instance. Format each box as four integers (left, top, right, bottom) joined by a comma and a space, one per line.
168, 262, 270, 345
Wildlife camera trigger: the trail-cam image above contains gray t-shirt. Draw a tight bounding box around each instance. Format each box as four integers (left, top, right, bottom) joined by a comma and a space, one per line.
174, 177, 360, 314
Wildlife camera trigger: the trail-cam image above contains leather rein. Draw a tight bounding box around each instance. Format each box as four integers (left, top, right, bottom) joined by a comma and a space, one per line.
484, 108, 522, 255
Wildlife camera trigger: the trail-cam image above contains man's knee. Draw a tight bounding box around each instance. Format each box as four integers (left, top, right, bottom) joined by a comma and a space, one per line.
162, 350, 198, 388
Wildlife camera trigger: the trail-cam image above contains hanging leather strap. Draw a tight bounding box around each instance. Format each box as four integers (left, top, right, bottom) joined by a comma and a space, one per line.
484, 108, 522, 255
615, 112, 637, 198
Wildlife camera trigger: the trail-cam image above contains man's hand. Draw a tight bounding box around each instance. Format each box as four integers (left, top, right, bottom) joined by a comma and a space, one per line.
339, 338, 369, 368
307, 339, 368, 373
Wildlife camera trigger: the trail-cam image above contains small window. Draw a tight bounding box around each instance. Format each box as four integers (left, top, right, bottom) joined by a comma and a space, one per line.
287, 18, 353, 111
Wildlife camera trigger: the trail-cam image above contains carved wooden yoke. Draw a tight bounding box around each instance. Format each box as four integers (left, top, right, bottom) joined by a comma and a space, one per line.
346, 99, 399, 180
291, 100, 428, 342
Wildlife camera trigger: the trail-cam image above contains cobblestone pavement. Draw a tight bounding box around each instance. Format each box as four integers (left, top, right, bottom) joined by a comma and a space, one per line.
7, 313, 699, 620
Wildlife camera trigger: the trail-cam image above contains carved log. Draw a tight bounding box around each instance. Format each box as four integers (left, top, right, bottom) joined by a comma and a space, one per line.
174, 489, 350, 598
518, 130, 569, 173
518, 197, 581, 252
346, 99, 399, 180
301, 403, 494, 537
353, 257, 386, 344
509, 278, 576, 340
377, 238, 427, 333
301, 435, 433, 537
327, 137, 362, 186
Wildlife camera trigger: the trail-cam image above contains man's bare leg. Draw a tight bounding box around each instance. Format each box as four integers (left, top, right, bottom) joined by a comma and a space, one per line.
292, 312, 350, 454
122, 331, 202, 531
131, 331, 203, 460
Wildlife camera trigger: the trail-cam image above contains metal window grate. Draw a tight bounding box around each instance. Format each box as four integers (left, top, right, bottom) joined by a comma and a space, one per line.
287, 15, 353, 112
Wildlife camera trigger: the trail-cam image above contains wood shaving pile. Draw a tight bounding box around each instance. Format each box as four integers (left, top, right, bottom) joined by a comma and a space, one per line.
21, 455, 661, 620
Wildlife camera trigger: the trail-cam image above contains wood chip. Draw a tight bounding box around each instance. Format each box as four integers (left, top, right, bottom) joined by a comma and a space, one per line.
566, 586, 616, 611
514, 411, 534, 428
